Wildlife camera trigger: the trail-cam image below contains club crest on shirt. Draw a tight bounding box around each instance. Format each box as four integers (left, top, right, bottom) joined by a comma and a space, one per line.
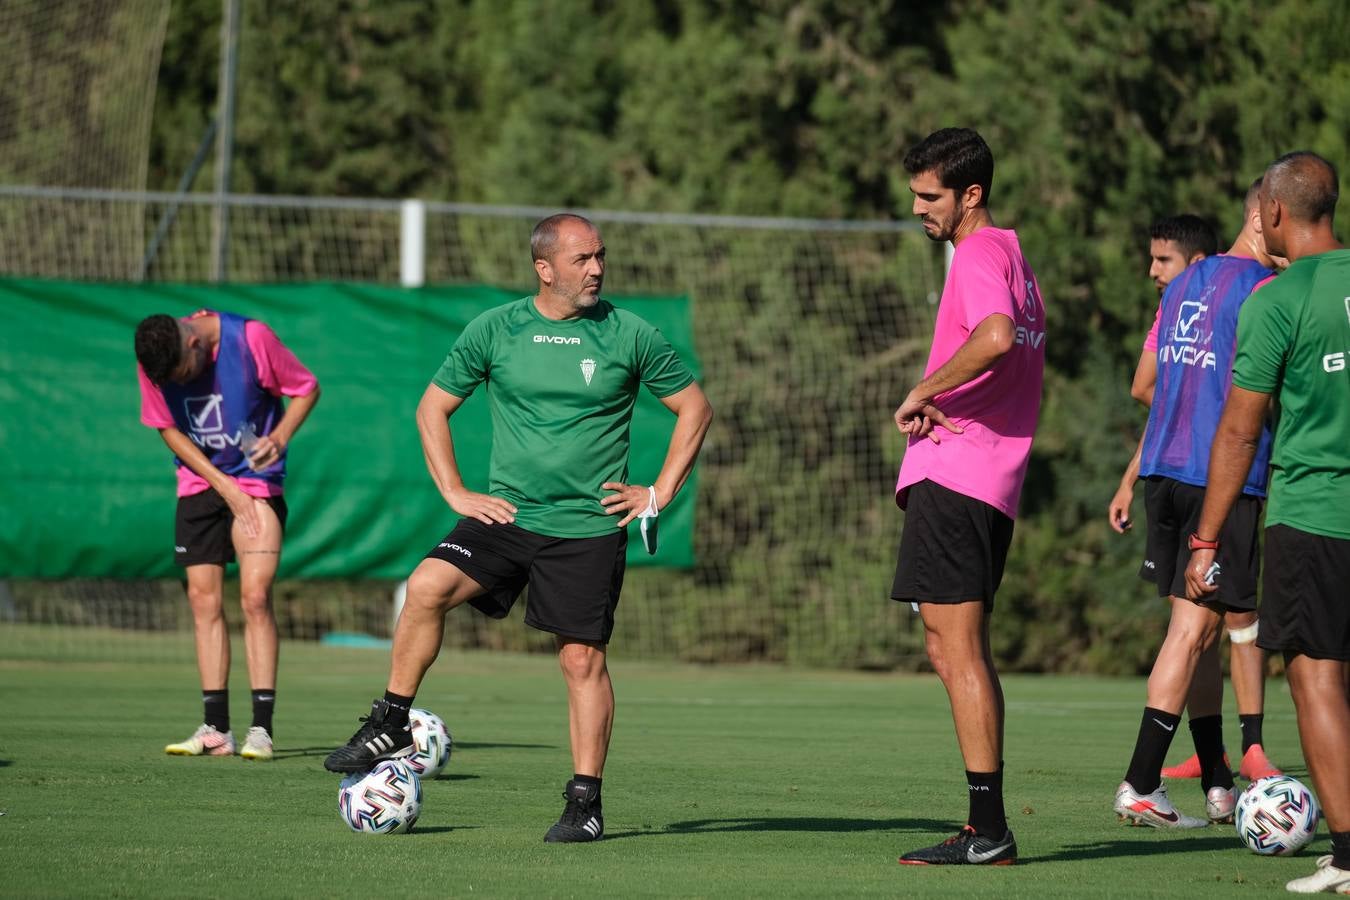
580, 358, 596, 385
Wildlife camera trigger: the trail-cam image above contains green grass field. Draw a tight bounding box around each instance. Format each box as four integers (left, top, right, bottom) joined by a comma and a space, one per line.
0, 631, 1328, 898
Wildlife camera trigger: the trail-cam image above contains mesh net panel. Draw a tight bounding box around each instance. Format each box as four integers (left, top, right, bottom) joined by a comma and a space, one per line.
0, 0, 170, 281
0, 190, 942, 668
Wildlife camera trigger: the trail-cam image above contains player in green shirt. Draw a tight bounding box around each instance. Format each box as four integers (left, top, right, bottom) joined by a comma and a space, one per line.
1185, 152, 1350, 895
325, 214, 714, 843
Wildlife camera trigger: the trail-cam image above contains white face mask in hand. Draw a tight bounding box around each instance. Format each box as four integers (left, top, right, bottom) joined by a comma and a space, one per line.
638, 485, 659, 555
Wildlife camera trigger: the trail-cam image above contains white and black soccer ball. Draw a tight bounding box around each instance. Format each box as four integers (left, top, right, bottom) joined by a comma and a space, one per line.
338, 759, 422, 834
1235, 775, 1320, 855
407, 708, 453, 778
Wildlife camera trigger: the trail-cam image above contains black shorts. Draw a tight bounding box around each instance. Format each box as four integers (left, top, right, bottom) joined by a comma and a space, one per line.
1138, 476, 1261, 610
426, 519, 627, 644
1257, 524, 1350, 661
174, 489, 288, 567
891, 479, 1014, 607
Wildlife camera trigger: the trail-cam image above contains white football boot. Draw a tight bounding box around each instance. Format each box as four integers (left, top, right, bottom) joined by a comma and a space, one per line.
165, 723, 236, 756
1114, 781, 1208, 829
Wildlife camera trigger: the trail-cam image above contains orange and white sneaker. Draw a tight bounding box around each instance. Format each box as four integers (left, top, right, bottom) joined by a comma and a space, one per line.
1238, 744, 1282, 781
1114, 781, 1208, 829
239, 726, 274, 761
165, 723, 236, 756
1161, 750, 1231, 779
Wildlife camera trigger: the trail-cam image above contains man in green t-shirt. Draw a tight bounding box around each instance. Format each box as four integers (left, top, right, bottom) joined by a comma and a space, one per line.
324, 214, 714, 843
1185, 151, 1350, 895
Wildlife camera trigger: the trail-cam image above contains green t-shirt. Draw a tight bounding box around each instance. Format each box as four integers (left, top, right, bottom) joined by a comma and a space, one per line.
1231, 250, 1350, 539
433, 297, 696, 538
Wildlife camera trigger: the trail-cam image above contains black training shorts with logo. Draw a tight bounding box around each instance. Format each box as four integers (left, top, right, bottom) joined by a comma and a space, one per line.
891, 479, 1014, 608
174, 488, 288, 567
1138, 476, 1261, 610
426, 519, 628, 644
1257, 524, 1350, 661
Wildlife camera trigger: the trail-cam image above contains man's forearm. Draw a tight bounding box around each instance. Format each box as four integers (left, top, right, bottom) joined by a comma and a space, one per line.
1119, 434, 1144, 490
907, 314, 1014, 403
270, 385, 320, 446
159, 427, 237, 494
415, 399, 468, 501
652, 393, 714, 508
1196, 387, 1270, 540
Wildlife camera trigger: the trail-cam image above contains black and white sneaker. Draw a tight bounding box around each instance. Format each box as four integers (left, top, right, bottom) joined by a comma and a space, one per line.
323, 699, 415, 773
544, 779, 604, 843
898, 826, 1017, 865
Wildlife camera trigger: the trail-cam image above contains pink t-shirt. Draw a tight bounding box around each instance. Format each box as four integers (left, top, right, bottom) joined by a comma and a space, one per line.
895, 227, 1046, 519
1143, 303, 1162, 353
139, 311, 318, 498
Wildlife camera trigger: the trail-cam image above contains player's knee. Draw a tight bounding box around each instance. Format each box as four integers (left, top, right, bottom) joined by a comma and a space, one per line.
1167, 616, 1220, 653
238, 586, 273, 619
1227, 616, 1259, 645
405, 568, 455, 613
557, 642, 604, 681
186, 583, 223, 614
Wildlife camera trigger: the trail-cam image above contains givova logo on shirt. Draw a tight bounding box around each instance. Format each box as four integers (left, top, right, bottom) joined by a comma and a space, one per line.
1161, 293, 1217, 370
534, 335, 581, 345
182, 394, 250, 450
1324, 299, 1350, 371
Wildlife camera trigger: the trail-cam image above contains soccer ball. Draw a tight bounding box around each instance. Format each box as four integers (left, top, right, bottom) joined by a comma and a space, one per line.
1235, 775, 1320, 855
337, 759, 422, 834
407, 708, 453, 778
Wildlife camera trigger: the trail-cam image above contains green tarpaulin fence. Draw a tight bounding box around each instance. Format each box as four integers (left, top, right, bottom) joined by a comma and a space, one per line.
0, 279, 699, 578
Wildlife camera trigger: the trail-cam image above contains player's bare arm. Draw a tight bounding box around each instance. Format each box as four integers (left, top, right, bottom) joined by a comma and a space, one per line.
1109, 434, 1144, 533
1184, 386, 1269, 600
894, 312, 1012, 442
247, 383, 321, 470
415, 382, 517, 525
602, 381, 713, 527
1130, 347, 1157, 407
157, 425, 263, 538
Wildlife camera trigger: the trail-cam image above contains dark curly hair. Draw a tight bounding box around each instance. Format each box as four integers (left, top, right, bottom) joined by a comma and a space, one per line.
134, 314, 183, 384
903, 128, 995, 204
1149, 215, 1218, 261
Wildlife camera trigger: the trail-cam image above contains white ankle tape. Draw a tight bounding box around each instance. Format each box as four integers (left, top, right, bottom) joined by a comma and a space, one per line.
1228, 620, 1259, 644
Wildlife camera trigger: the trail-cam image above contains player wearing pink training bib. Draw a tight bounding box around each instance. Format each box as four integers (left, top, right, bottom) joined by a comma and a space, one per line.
136, 310, 320, 762
891, 128, 1045, 868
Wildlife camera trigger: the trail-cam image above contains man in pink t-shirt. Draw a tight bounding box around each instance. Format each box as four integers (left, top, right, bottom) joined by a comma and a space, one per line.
135, 309, 320, 761
890, 128, 1044, 867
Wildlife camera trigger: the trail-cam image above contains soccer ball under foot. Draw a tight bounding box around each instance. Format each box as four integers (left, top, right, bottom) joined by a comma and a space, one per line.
1235, 775, 1319, 855
338, 759, 422, 834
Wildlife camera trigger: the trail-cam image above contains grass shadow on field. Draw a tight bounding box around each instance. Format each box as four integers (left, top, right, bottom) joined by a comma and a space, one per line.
454, 741, 555, 750
273, 746, 344, 760
1027, 835, 1242, 863
432, 773, 479, 782
605, 816, 956, 841
0, 759, 11, 767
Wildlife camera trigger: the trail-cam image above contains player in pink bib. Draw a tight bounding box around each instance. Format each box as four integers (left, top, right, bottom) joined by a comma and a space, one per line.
891, 129, 1045, 868
136, 310, 320, 761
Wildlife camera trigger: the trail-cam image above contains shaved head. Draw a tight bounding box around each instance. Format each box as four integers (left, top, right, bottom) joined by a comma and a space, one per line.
530, 213, 598, 262
1264, 152, 1339, 224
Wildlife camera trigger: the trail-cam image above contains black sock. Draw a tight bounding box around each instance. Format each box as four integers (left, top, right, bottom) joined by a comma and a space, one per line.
250, 689, 275, 734
1124, 707, 1180, 795
382, 691, 413, 728
966, 766, 1007, 838
1189, 715, 1233, 791
572, 773, 602, 804
1332, 831, 1350, 871
1239, 714, 1264, 754
203, 689, 229, 733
